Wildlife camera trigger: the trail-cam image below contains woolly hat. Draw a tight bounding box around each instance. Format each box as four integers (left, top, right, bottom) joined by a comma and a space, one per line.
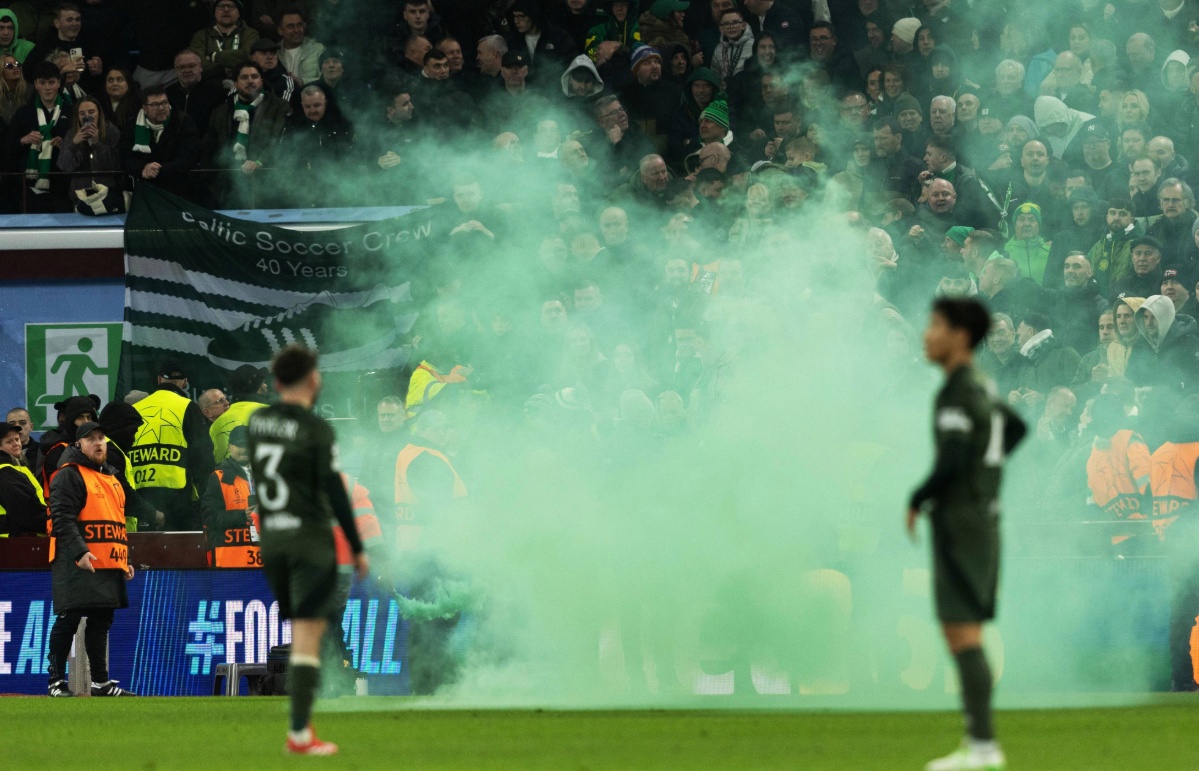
892, 17, 921, 46
946, 226, 975, 246
700, 97, 730, 130
62, 396, 99, 427
630, 46, 661, 72
894, 93, 921, 115
1013, 201, 1042, 225
1005, 115, 1039, 140
1068, 186, 1103, 210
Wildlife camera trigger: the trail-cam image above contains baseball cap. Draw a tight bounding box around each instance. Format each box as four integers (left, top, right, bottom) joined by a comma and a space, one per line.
159, 360, 187, 380
1081, 123, 1110, 143
230, 364, 267, 395
0, 422, 20, 440
250, 38, 279, 53
1163, 269, 1182, 284
1130, 235, 1164, 252
502, 50, 528, 68
75, 421, 106, 441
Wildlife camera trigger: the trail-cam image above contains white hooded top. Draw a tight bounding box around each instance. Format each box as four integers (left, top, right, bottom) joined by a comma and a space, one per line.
1137, 294, 1177, 351
1033, 96, 1094, 158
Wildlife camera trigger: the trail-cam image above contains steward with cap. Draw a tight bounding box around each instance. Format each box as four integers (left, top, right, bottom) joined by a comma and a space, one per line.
211, 364, 271, 463
0, 422, 47, 537
46, 421, 136, 697
201, 425, 261, 568
130, 361, 215, 531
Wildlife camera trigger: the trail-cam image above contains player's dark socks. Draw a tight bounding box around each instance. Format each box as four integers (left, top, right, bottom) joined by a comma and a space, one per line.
955, 647, 994, 741
288, 663, 321, 733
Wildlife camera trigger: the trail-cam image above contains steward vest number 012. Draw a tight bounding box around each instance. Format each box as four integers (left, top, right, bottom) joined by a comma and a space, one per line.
131, 390, 191, 489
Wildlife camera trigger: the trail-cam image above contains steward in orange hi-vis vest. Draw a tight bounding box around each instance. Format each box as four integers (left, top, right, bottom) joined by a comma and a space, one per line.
1149, 395, 1199, 692
200, 425, 262, 567
1086, 395, 1152, 551
45, 422, 137, 697
394, 437, 466, 553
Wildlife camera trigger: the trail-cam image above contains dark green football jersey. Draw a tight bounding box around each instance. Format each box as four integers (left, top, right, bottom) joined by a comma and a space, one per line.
929, 365, 1018, 521
247, 403, 338, 549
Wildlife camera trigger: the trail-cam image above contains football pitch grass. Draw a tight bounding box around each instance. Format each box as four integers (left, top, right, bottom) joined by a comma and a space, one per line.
3, 696, 1198, 770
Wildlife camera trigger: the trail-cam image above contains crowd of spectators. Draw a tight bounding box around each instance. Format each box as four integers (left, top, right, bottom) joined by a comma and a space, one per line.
3, 0, 1199, 693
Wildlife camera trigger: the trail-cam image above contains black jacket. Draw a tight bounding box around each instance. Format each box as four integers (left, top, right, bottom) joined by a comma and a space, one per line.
1051, 280, 1109, 355
49, 446, 129, 612
121, 112, 202, 200
0, 456, 46, 536
165, 78, 227, 135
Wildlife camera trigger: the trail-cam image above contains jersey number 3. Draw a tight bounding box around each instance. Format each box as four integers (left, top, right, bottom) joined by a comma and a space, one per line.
254, 443, 290, 510
983, 411, 1006, 468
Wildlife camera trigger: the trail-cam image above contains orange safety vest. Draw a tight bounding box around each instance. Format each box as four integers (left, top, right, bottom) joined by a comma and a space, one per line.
333, 474, 384, 566
209, 469, 262, 568
394, 444, 466, 551
1087, 429, 1151, 545
40, 441, 68, 499
1148, 441, 1199, 540
48, 463, 127, 571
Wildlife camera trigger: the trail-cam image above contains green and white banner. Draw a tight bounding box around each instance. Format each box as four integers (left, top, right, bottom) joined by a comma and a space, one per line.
118, 185, 446, 416
26, 322, 123, 430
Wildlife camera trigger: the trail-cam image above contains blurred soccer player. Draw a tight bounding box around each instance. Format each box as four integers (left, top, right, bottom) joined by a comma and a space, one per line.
909, 298, 1027, 771
249, 345, 368, 755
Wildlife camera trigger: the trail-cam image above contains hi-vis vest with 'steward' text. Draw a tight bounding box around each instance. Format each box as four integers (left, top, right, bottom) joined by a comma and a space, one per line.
48, 463, 127, 570
130, 389, 191, 490
1087, 429, 1151, 545
210, 469, 261, 568
1149, 441, 1199, 540
0, 463, 47, 537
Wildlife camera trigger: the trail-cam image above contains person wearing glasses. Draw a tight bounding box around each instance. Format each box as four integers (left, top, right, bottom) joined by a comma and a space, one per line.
120, 85, 201, 201
710, 9, 752, 89
189, 0, 260, 80
0, 54, 28, 123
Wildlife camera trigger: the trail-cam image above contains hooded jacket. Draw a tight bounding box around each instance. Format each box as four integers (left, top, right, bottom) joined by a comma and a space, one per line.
1045, 187, 1106, 290
97, 400, 157, 530
560, 54, 604, 97
41, 395, 101, 488
1107, 296, 1147, 376
1033, 96, 1093, 162
48, 445, 129, 612
0, 9, 35, 63
666, 66, 719, 167
1161, 50, 1191, 91
1127, 295, 1199, 391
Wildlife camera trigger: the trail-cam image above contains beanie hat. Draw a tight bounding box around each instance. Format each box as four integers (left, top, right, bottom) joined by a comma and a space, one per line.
946, 226, 975, 246
894, 93, 921, 115
630, 45, 662, 73
892, 17, 921, 46
649, 0, 689, 18
700, 97, 730, 130
1005, 115, 1040, 140
1014, 201, 1042, 226
1069, 186, 1103, 209
63, 395, 99, 425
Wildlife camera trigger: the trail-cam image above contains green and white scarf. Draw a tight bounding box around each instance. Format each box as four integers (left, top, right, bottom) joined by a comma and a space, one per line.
25, 96, 63, 192
231, 94, 262, 161
132, 109, 167, 154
